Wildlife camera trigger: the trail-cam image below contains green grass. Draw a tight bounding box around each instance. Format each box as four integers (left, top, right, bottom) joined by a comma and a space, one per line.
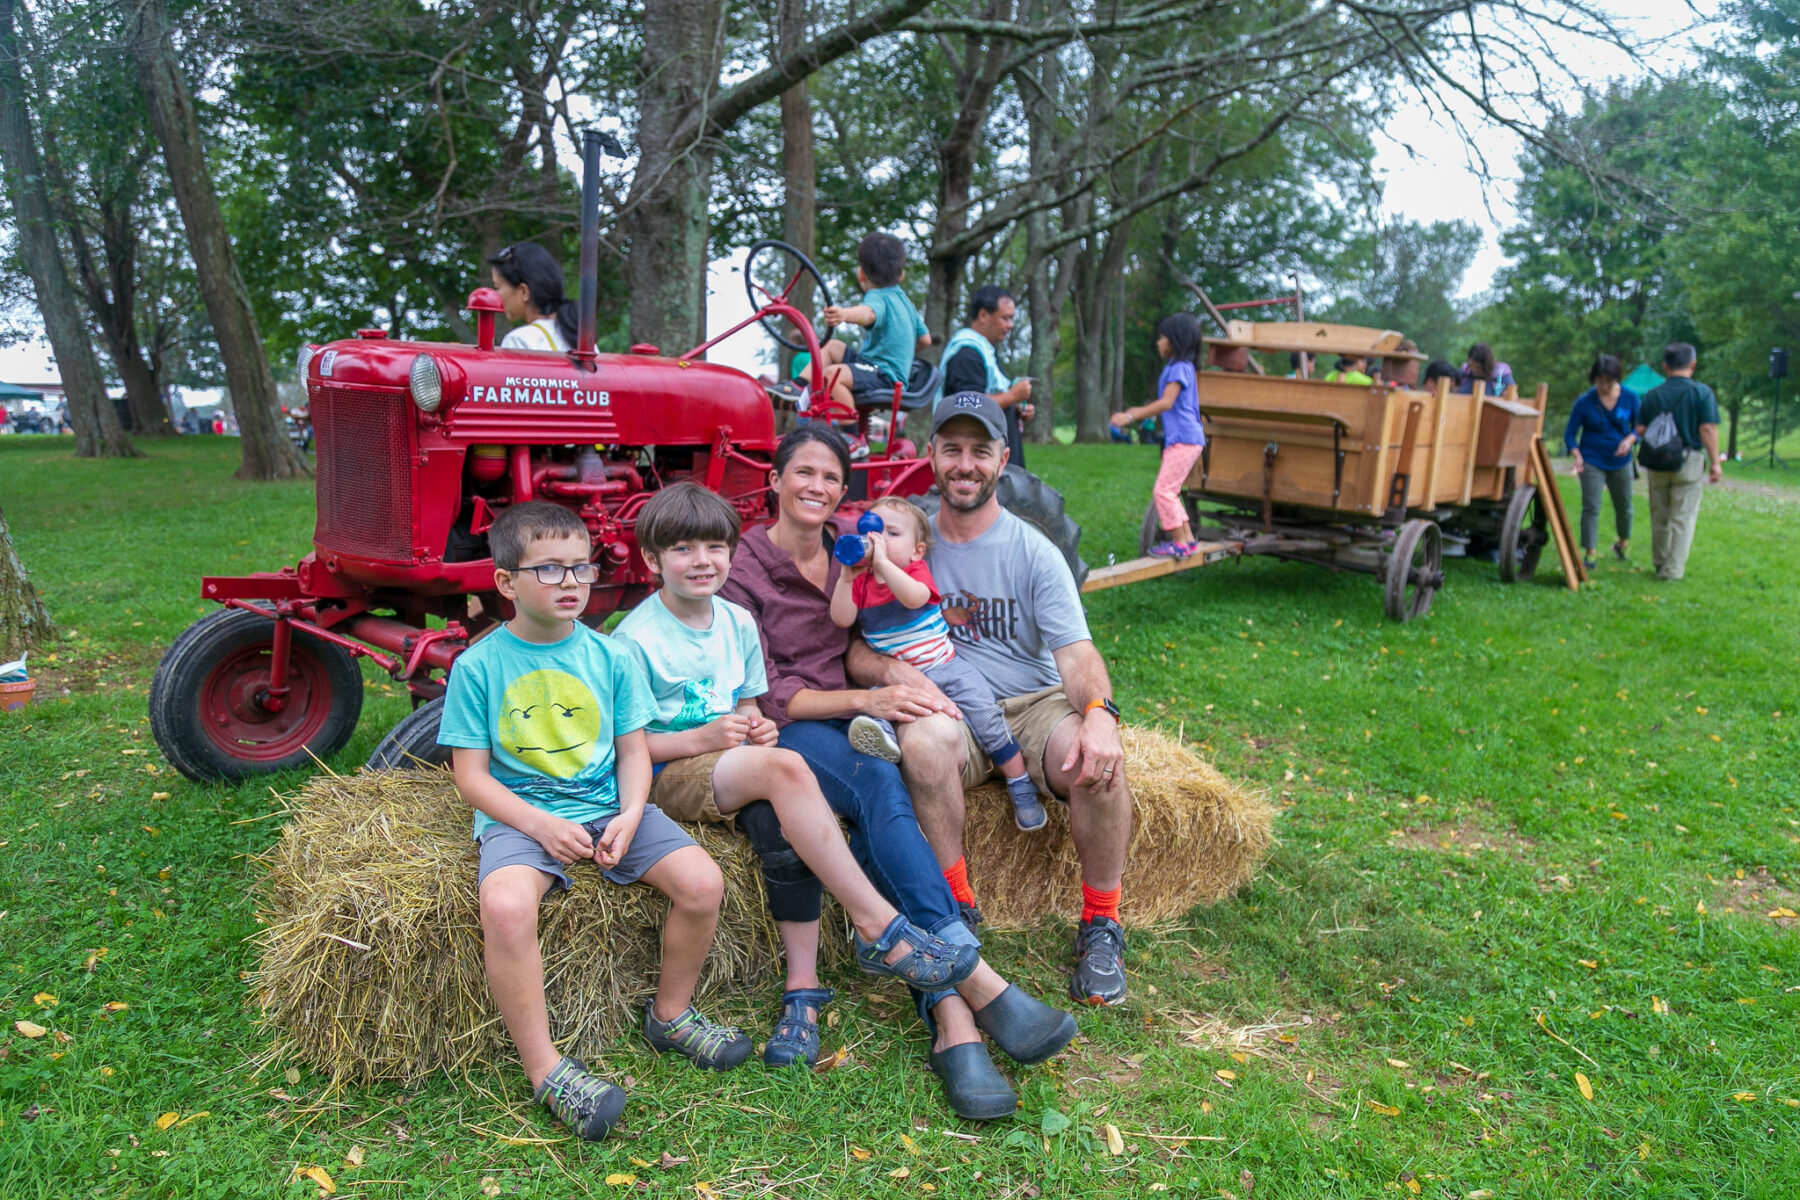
3, 434, 1798, 1198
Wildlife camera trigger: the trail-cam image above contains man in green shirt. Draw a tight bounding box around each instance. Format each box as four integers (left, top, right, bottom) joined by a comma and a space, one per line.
1635, 342, 1723, 581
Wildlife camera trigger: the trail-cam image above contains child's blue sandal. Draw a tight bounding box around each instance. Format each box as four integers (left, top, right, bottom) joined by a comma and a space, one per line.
763, 987, 835, 1068
855, 915, 980, 988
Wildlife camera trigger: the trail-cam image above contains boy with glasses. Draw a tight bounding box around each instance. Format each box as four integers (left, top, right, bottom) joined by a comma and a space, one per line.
439, 502, 750, 1143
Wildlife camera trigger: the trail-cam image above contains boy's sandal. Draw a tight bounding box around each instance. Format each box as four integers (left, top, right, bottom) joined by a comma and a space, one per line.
854, 914, 981, 989
763, 987, 834, 1068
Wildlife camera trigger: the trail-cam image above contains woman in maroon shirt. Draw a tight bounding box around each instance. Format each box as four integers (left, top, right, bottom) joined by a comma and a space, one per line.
719, 425, 1075, 1119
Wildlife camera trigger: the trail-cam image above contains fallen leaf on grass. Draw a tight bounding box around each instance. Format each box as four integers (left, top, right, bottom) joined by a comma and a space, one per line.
1768, 908, 1799, 920
176, 1112, 208, 1127
604, 1174, 636, 1186
1576, 1073, 1594, 1101
813, 1046, 850, 1074
1731, 1092, 1757, 1102
32, 993, 57, 1007
52, 1030, 73, 1043
1651, 996, 1669, 1015
1367, 1101, 1400, 1117
150, 792, 170, 801
888, 1167, 911, 1179
292, 1166, 336, 1194
479, 1178, 500, 1197
102, 1002, 128, 1014
1577, 960, 1598, 969
14, 1020, 47, 1039
899, 1132, 920, 1155
285, 1067, 301, 1085
659, 1152, 689, 1169
1466, 1192, 1495, 1199
342, 1146, 363, 1169
1215, 1069, 1237, 1081
695, 1185, 721, 1200
154, 1113, 179, 1131
1104, 1123, 1124, 1156
849, 1146, 872, 1161
1386, 1058, 1409, 1070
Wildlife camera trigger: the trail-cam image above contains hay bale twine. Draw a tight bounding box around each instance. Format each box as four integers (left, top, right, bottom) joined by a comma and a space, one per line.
962, 724, 1276, 929
251, 728, 1271, 1081
250, 770, 783, 1084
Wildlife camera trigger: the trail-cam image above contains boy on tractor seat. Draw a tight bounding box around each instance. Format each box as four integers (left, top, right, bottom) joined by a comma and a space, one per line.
816, 233, 932, 452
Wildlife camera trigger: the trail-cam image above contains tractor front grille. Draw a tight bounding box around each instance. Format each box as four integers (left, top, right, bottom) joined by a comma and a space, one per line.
313, 384, 416, 562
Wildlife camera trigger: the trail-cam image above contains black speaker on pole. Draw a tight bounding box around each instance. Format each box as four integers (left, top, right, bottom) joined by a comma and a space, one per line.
1771, 348, 1789, 380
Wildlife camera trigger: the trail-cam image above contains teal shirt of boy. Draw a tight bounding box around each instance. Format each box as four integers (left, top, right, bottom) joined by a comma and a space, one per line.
859, 285, 929, 387
611, 592, 768, 734
438, 624, 657, 838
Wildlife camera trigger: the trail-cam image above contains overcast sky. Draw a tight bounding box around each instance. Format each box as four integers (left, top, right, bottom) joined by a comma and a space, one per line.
0, 0, 1733, 387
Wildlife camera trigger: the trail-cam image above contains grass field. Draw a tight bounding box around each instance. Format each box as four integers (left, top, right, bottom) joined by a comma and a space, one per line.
2, 435, 1797, 1199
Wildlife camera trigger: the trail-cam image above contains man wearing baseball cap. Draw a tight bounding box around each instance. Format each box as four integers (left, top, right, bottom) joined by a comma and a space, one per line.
850, 392, 1133, 1008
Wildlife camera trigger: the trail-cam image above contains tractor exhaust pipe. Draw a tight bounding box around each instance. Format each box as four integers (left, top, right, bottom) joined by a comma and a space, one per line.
575, 129, 604, 368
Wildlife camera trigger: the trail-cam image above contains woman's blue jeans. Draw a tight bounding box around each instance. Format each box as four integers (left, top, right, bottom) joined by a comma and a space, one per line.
777, 718, 978, 1020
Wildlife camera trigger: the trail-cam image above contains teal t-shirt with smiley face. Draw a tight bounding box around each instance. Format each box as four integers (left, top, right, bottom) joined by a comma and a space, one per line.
438, 623, 658, 839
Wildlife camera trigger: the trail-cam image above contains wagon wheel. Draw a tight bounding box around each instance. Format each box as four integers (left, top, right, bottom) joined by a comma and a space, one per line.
1496, 483, 1548, 582
742, 239, 835, 353
149, 606, 364, 781
1383, 519, 1443, 622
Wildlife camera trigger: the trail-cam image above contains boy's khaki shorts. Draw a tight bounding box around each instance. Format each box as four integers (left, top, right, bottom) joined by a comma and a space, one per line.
648, 751, 733, 826
957, 685, 1078, 795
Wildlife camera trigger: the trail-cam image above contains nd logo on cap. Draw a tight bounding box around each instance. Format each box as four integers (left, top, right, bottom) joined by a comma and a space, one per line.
954, 394, 984, 409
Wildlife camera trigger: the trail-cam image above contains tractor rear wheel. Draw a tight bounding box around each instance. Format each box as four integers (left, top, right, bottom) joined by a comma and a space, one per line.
917, 464, 1088, 586
149, 606, 364, 782
365, 697, 451, 771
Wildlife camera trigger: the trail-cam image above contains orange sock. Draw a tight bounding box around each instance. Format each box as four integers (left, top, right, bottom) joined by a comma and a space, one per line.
943, 857, 976, 906
1081, 883, 1121, 924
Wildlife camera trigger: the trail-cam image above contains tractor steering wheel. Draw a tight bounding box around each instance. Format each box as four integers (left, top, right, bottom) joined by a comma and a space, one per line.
743, 240, 835, 353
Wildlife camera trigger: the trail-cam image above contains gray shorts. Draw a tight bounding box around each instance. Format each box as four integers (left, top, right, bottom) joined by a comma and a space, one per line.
476, 804, 697, 891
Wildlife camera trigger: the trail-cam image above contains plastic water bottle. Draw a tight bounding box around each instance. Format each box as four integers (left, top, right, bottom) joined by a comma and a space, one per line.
833, 510, 885, 566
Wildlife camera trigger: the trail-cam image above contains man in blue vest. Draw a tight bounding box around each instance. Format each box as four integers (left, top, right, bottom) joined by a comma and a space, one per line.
941, 286, 1035, 467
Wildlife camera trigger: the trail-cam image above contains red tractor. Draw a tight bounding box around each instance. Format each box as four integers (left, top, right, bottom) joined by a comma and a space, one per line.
150, 134, 1083, 782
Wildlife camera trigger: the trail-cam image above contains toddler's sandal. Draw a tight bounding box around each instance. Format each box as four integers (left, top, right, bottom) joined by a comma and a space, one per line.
855, 914, 980, 988
763, 987, 834, 1068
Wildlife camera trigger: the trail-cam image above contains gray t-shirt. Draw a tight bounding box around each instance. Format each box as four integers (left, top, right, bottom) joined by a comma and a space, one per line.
927, 508, 1090, 699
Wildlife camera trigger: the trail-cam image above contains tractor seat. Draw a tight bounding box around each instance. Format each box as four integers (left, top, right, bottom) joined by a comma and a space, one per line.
856, 358, 943, 411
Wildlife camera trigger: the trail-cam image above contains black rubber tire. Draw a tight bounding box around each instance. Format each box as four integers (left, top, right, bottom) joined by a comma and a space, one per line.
742, 239, 834, 353
149, 606, 364, 782
916, 464, 1088, 586
365, 696, 451, 771
1496, 483, 1548, 582
1140, 502, 1161, 557
1383, 519, 1443, 623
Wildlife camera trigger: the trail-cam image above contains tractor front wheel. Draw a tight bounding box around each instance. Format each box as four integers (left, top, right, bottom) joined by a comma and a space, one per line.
149, 606, 364, 782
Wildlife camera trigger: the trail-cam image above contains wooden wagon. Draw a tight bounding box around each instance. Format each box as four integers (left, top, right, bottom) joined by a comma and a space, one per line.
1087, 322, 1557, 621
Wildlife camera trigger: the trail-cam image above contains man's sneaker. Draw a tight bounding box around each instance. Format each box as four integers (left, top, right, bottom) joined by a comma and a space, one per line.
532, 1056, 627, 1140
642, 1003, 753, 1070
1070, 916, 1128, 1006
1006, 775, 1048, 831
957, 899, 984, 932
848, 715, 902, 763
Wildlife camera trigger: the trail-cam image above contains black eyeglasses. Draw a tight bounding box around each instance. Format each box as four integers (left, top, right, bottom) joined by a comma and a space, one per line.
508, 562, 601, 585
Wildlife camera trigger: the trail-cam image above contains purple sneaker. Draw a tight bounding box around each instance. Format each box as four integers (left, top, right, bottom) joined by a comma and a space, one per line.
1148, 540, 1192, 559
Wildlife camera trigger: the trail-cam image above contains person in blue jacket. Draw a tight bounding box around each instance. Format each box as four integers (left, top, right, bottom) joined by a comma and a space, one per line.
1563, 354, 1639, 569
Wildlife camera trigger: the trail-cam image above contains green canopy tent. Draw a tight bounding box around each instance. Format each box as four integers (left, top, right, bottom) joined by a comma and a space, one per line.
1623, 363, 1664, 395
0, 381, 47, 401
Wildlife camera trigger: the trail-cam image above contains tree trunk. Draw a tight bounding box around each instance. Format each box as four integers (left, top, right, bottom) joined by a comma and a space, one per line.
623, 0, 728, 356
1727, 396, 1740, 462
0, 0, 136, 459
1019, 28, 1059, 444
924, 24, 1012, 346
0, 503, 53, 659
127, 0, 309, 480
777, 0, 815, 378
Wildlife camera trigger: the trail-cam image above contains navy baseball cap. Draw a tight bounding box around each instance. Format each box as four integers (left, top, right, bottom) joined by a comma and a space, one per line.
929, 390, 1007, 440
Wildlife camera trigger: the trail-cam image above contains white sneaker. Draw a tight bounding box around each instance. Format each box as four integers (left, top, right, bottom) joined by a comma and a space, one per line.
848, 715, 901, 763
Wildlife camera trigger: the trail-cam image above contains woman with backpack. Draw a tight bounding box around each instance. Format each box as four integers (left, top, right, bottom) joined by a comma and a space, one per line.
1563, 354, 1640, 569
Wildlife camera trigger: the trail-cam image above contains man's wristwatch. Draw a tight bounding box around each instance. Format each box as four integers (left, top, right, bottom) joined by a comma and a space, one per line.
1085, 697, 1121, 722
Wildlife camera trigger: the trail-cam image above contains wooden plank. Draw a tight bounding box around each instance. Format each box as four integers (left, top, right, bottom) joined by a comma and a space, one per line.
1527, 436, 1585, 590
1458, 383, 1485, 505
1421, 374, 1451, 505
1210, 321, 1422, 358
1079, 541, 1238, 593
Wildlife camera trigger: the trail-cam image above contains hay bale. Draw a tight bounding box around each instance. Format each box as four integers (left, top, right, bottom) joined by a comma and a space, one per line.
962, 725, 1276, 929
251, 729, 1271, 1082
250, 770, 784, 1084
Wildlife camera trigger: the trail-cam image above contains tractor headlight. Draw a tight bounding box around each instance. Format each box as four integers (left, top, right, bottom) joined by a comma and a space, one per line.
409, 354, 442, 412
296, 344, 316, 392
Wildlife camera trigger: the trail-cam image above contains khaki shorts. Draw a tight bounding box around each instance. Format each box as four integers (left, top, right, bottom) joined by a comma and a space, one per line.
958, 685, 1078, 795
648, 750, 732, 826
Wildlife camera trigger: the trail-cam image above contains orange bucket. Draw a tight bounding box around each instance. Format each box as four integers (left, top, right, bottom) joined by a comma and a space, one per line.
0, 678, 34, 711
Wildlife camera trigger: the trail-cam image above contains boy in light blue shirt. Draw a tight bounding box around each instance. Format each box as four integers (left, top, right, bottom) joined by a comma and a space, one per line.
611, 483, 978, 1069
816, 232, 931, 417
438, 501, 750, 1143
